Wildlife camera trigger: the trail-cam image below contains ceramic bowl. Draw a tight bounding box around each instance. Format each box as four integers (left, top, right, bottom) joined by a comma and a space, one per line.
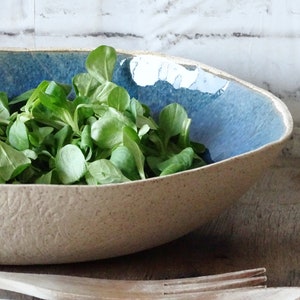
0, 49, 293, 265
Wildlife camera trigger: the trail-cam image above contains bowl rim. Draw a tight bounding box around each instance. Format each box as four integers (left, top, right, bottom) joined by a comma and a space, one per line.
0, 48, 293, 188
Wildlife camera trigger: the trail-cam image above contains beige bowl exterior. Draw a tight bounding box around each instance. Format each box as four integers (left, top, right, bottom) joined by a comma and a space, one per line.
0, 51, 293, 265
0, 140, 289, 265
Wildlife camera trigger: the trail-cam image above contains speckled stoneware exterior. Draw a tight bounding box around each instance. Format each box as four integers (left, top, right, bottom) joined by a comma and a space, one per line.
0, 49, 293, 264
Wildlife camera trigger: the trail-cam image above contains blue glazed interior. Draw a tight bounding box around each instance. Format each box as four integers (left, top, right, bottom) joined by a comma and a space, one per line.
0, 51, 286, 162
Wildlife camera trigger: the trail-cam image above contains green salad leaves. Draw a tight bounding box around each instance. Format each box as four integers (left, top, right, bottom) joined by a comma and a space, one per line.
0, 45, 209, 184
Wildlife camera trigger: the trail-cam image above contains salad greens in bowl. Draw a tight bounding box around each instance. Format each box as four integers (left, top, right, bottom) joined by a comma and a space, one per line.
0, 45, 293, 264
0, 46, 210, 185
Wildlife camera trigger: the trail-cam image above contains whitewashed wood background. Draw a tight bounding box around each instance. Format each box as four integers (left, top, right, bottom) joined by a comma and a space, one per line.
0, 0, 299, 127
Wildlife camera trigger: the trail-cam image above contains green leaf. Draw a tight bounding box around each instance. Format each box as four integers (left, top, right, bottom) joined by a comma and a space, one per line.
158, 147, 194, 176
80, 124, 93, 160
92, 81, 117, 104
146, 155, 164, 176
86, 159, 130, 184
44, 81, 72, 100
73, 73, 100, 97
35, 170, 53, 184
8, 116, 29, 151
107, 86, 130, 112
54, 125, 73, 151
9, 89, 34, 105
31, 99, 60, 129
123, 126, 145, 179
55, 144, 87, 184
28, 122, 53, 147
23, 80, 50, 113
191, 157, 207, 169
128, 99, 156, 128
159, 103, 188, 146
73, 100, 94, 128
22, 149, 38, 160
190, 141, 207, 155
0, 141, 31, 181
91, 107, 134, 149
178, 117, 191, 148
110, 145, 140, 180
85, 45, 117, 83
14, 165, 40, 183
147, 131, 164, 155
40, 96, 77, 132
38, 81, 77, 130
138, 124, 151, 139
73, 81, 117, 106
0, 92, 10, 120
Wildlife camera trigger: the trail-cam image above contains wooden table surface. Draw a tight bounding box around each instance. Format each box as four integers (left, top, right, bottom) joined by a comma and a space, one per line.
0, 156, 299, 299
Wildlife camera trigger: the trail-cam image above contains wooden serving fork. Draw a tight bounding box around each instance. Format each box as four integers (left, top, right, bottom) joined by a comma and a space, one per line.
0, 268, 269, 299
0, 268, 299, 299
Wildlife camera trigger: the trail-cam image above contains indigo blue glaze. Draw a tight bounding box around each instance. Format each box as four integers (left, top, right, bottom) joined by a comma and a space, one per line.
0, 50, 287, 162
0, 52, 87, 98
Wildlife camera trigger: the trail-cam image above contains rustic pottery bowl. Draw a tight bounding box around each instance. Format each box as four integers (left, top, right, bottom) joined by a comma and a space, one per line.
0, 49, 293, 265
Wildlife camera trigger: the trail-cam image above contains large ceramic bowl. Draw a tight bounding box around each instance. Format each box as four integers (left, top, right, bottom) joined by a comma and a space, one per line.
0, 49, 293, 265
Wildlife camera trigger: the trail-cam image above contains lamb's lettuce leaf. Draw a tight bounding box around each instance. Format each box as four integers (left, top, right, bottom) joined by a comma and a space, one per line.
0, 45, 209, 184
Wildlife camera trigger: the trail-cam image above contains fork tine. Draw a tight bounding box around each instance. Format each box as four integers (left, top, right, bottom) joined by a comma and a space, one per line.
83, 268, 267, 294
161, 267, 266, 286
162, 276, 267, 295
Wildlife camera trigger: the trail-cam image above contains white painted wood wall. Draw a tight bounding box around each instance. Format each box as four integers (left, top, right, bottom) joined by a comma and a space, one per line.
0, 0, 299, 126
